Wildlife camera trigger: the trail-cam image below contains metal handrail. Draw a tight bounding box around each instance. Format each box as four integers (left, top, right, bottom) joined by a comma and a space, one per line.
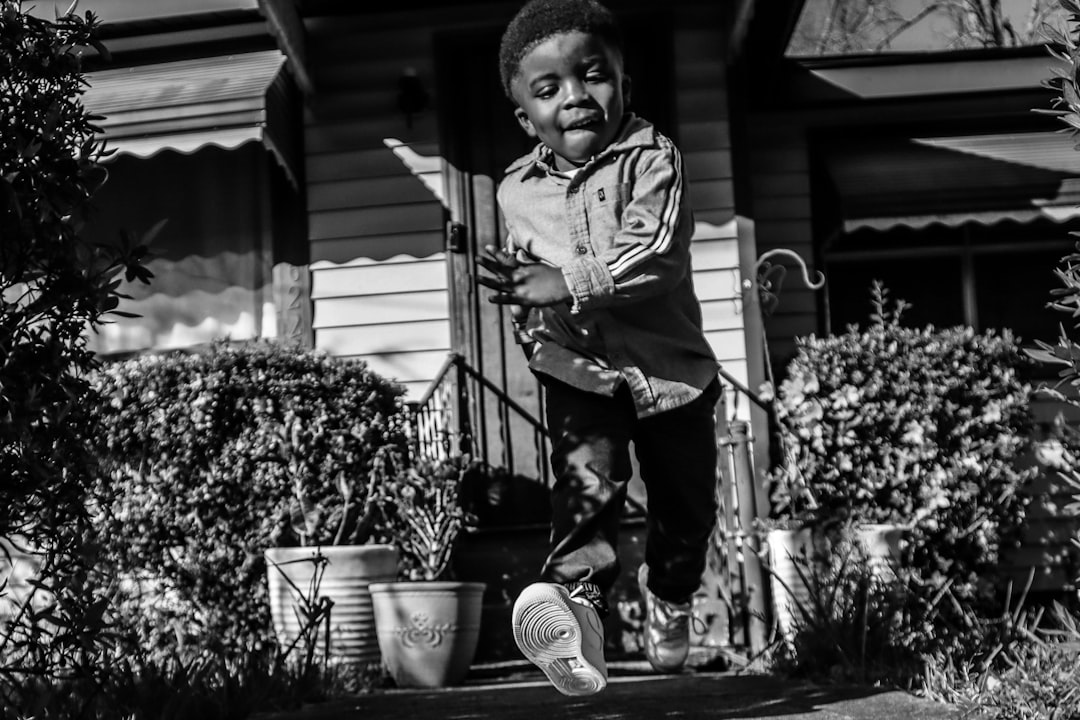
454, 357, 547, 436
717, 365, 769, 413
407, 353, 550, 488
412, 352, 461, 409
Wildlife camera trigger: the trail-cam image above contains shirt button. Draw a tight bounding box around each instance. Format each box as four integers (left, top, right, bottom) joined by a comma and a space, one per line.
576, 245, 588, 255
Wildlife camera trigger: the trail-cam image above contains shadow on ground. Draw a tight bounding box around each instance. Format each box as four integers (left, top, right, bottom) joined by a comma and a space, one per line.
260, 666, 958, 720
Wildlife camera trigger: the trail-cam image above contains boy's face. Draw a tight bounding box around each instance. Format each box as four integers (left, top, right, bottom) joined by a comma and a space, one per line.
510, 30, 629, 171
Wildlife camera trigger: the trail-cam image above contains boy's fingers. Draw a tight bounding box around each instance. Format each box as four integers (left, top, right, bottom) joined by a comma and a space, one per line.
476, 254, 506, 275
479, 245, 519, 271
476, 274, 509, 292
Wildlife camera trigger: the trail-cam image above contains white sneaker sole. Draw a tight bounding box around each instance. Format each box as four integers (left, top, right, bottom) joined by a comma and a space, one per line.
512, 583, 607, 696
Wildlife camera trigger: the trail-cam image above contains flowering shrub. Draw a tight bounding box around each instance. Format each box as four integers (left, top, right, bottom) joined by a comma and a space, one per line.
88, 339, 408, 656
767, 282, 1037, 666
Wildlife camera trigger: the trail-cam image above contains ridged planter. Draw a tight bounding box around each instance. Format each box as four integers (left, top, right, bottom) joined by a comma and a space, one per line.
854, 523, 907, 579
370, 581, 486, 688
767, 524, 907, 642
765, 527, 816, 643
264, 544, 398, 667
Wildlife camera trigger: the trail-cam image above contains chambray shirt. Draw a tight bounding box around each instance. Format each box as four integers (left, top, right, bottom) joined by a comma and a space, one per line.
496, 114, 719, 418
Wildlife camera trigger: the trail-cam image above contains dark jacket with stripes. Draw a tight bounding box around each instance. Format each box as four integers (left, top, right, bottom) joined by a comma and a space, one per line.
496, 114, 718, 417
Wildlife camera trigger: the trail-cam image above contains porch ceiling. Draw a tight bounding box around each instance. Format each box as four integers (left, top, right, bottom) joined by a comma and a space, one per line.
83, 50, 300, 186
822, 130, 1080, 232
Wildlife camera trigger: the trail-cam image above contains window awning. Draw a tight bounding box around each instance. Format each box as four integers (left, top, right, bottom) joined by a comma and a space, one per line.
823, 131, 1080, 233
83, 50, 300, 187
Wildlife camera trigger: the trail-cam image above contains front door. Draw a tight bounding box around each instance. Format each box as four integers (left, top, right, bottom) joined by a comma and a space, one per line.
437, 28, 551, 525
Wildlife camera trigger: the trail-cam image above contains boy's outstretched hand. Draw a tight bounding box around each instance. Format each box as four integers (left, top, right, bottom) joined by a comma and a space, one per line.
476, 244, 572, 308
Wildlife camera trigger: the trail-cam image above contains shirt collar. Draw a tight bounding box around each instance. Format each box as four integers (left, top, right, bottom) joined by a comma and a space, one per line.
505, 113, 656, 180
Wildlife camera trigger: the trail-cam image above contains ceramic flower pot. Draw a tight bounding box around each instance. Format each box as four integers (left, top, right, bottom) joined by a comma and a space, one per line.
765, 527, 817, 642
767, 523, 908, 643
854, 523, 907, 580
369, 580, 486, 688
264, 544, 399, 667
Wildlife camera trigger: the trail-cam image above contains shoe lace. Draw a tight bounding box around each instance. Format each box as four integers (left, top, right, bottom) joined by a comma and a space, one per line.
650, 597, 690, 638
649, 596, 711, 638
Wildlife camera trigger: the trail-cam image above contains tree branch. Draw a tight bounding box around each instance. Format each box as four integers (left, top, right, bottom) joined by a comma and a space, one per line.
874, 2, 945, 51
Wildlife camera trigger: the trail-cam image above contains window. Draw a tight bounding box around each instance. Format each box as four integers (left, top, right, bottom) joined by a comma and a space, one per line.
825, 221, 1073, 372
786, 0, 1066, 57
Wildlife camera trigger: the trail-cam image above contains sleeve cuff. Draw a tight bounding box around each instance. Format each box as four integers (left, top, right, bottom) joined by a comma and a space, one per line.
562, 257, 615, 314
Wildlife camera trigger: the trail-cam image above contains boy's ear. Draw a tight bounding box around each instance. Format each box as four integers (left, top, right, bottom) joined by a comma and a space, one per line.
513, 107, 538, 137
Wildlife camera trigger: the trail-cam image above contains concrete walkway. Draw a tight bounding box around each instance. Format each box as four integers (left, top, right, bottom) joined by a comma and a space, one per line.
260, 662, 960, 720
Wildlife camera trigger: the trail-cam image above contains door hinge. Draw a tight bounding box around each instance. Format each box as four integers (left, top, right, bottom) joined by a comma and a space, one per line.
447, 221, 468, 253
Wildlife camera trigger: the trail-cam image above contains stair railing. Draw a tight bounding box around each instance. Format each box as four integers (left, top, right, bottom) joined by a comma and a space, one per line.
406, 353, 550, 487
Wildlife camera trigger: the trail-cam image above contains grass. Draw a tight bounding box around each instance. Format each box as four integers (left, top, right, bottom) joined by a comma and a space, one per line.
760, 529, 1080, 719
764, 535, 924, 688
934, 602, 1080, 720
3, 646, 384, 720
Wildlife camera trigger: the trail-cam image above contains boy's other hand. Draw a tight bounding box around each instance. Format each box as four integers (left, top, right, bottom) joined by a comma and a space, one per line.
477, 246, 571, 308
477, 245, 520, 278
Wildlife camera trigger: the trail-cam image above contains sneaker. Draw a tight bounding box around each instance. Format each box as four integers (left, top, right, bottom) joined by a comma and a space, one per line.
512, 582, 608, 696
637, 564, 691, 673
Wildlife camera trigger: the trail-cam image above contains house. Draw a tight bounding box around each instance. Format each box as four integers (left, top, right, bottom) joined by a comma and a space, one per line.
63, 0, 1078, 659
747, 33, 1080, 593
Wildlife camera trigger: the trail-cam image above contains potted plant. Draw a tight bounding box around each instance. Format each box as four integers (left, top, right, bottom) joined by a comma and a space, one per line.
368, 450, 486, 688
89, 339, 408, 666
763, 282, 1037, 661
262, 417, 401, 671
756, 463, 822, 643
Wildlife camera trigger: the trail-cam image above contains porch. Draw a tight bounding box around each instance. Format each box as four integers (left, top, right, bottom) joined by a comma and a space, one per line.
407, 347, 1080, 666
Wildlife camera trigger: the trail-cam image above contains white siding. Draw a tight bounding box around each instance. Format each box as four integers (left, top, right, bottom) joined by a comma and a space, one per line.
304, 18, 450, 400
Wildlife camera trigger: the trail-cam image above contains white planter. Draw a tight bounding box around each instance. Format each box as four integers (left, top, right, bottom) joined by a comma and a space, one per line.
264, 544, 398, 667
765, 527, 816, 642
370, 581, 485, 688
767, 523, 908, 643
854, 523, 907, 580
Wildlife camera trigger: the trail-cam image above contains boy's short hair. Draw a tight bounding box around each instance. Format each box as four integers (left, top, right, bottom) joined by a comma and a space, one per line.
498, 0, 623, 100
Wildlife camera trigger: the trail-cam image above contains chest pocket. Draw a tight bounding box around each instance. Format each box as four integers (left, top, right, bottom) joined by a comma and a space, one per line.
585, 182, 631, 245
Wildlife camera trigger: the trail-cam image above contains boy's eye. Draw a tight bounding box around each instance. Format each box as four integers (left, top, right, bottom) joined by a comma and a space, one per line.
586, 71, 608, 83
534, 84, 557, 99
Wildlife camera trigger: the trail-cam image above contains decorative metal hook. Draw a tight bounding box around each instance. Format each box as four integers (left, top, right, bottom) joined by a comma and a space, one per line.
754, 248, 825, 291
748, 248, 825, 318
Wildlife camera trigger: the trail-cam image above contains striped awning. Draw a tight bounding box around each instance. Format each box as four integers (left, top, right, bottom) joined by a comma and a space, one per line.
824, 131, 1080, 233
83, 50, 299, 187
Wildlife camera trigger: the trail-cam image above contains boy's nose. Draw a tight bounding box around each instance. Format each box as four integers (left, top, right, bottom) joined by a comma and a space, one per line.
562, 78, 589, 105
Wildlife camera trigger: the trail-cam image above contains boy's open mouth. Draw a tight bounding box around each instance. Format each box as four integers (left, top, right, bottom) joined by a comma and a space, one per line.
564, 117, 601, 131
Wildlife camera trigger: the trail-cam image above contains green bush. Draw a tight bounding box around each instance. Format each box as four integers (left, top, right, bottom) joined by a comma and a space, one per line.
88, 339, 408, 657
767, 282, 1037, 673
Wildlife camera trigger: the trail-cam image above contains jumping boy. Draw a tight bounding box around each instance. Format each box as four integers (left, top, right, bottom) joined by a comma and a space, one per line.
478, 0, 722, 696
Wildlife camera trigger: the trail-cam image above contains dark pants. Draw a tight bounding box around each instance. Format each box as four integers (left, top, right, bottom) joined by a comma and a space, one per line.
539, 377, 722, 606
